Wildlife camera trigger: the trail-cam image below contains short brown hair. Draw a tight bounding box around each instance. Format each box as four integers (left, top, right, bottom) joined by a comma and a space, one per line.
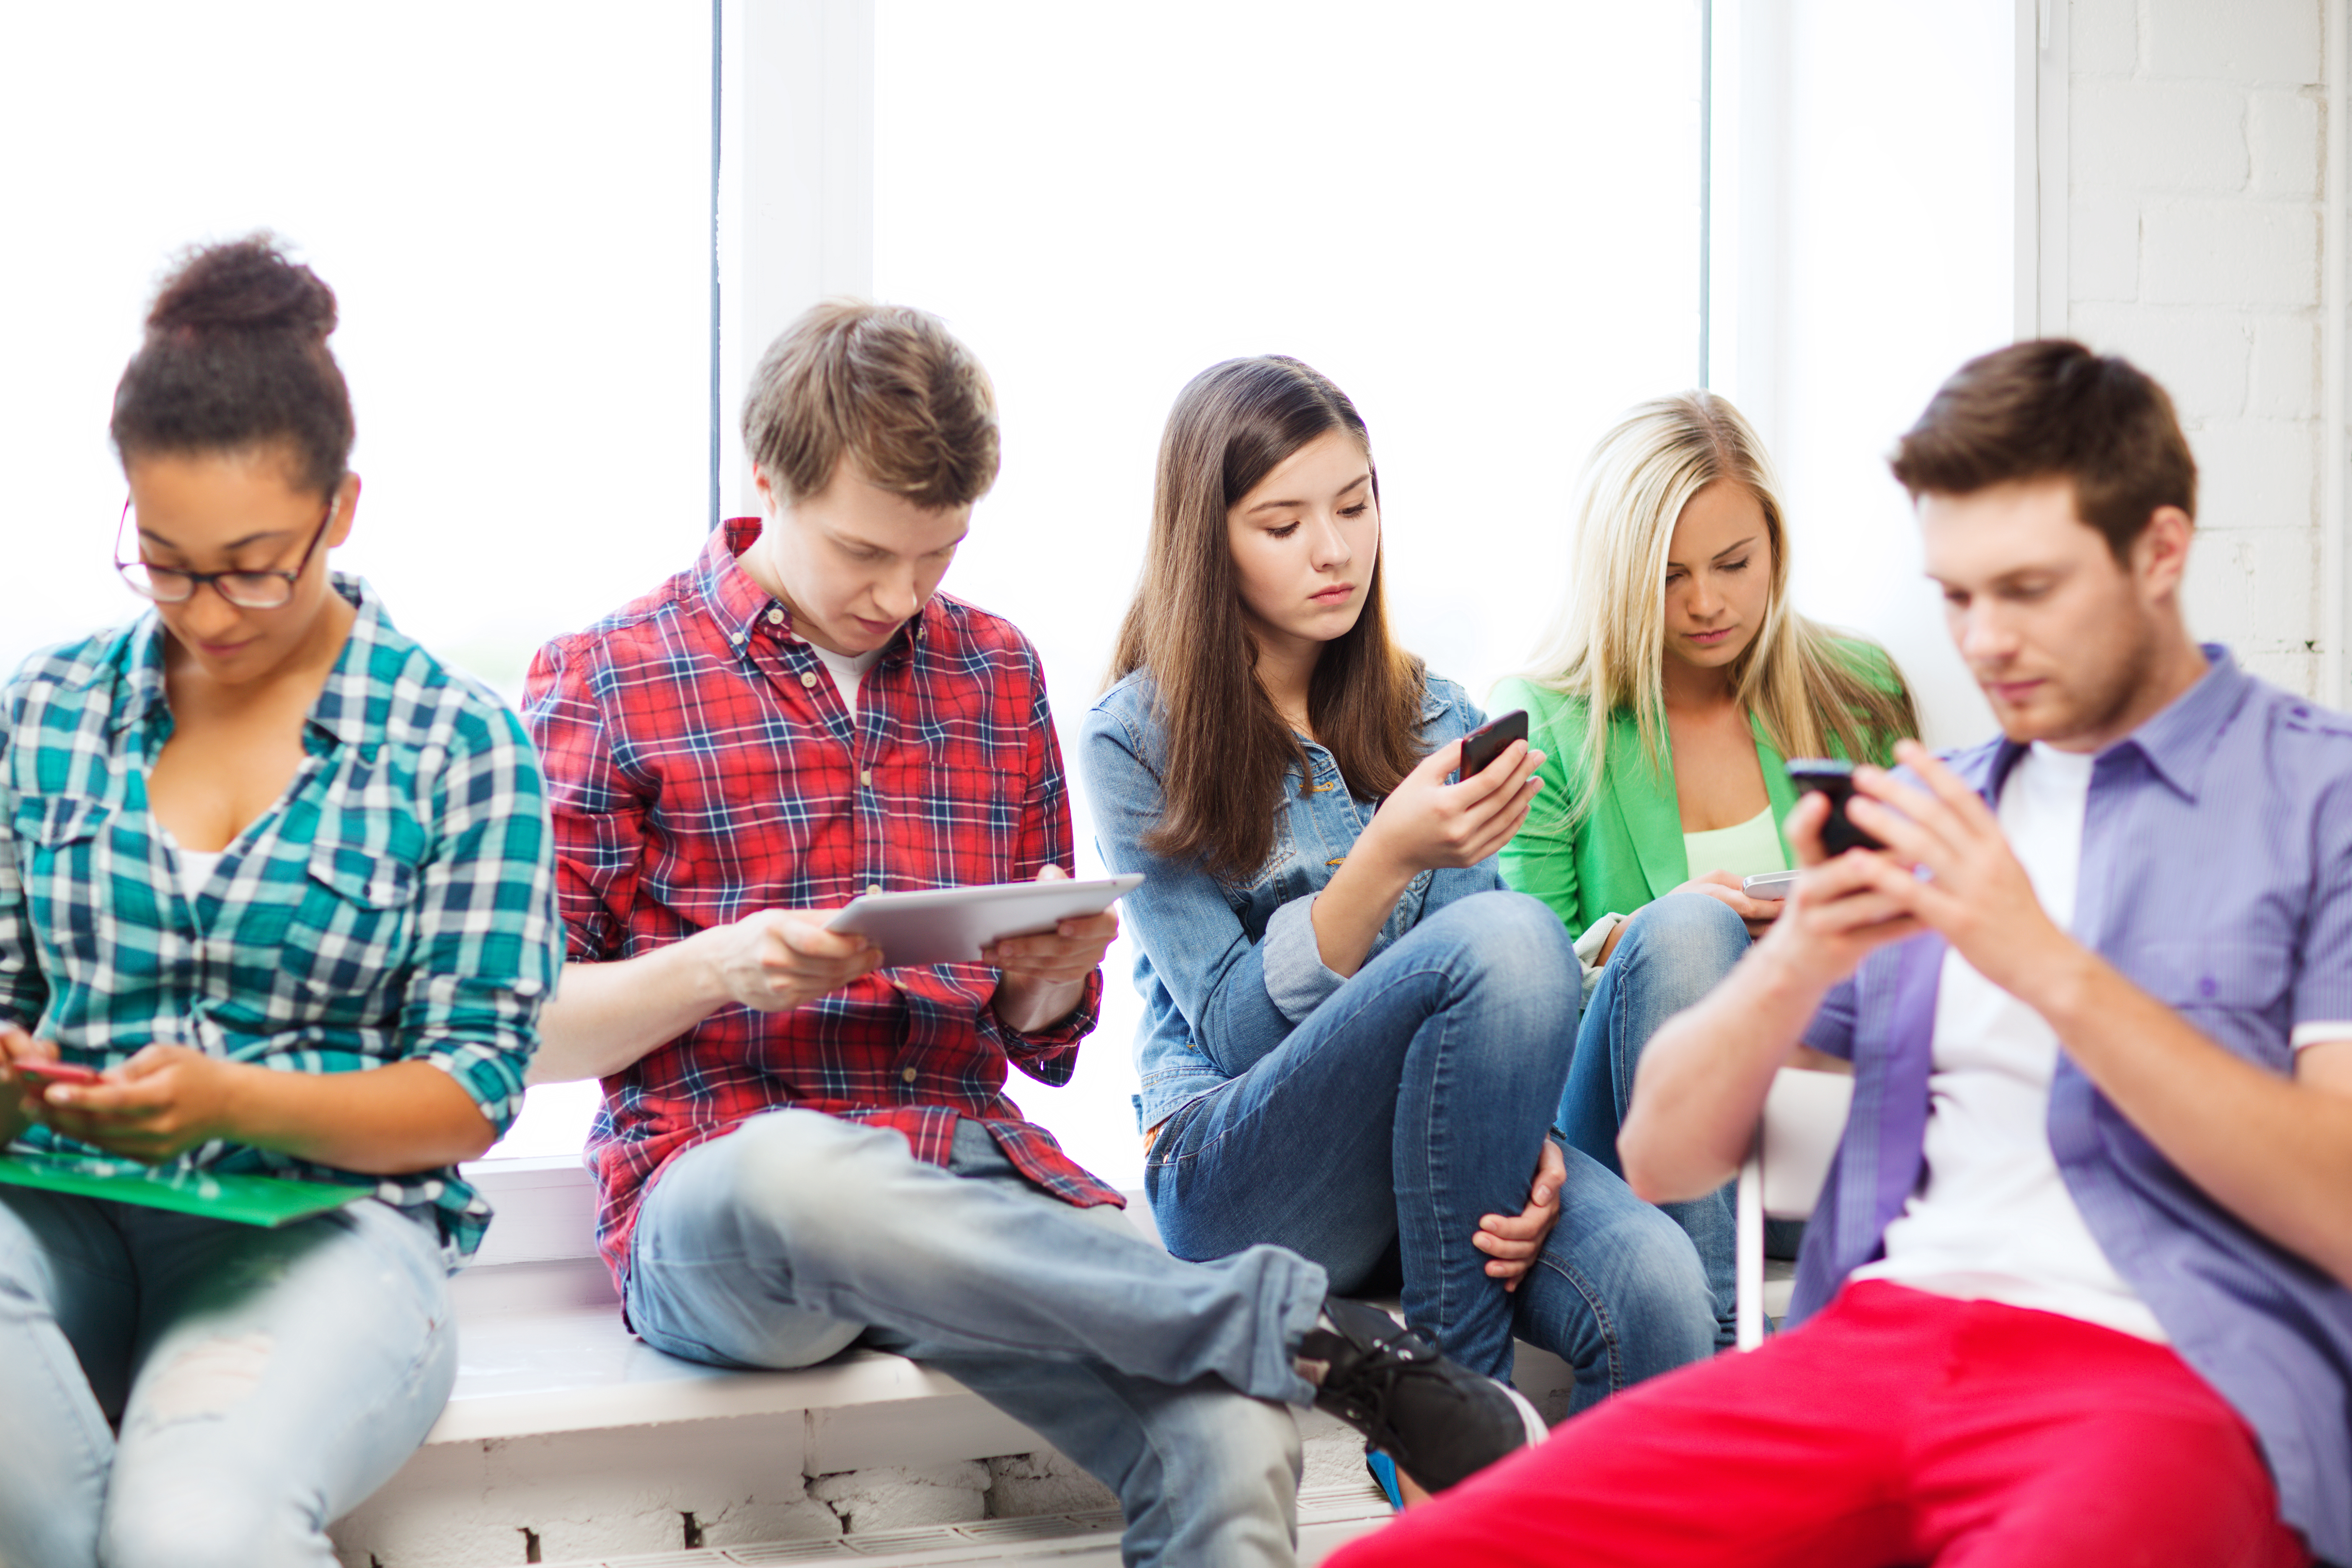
741, 300, 1000, 509
1889, 338, 2197, 560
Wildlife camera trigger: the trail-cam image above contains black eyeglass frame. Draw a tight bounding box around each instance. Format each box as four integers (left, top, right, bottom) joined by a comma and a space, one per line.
113, 495, 337, 609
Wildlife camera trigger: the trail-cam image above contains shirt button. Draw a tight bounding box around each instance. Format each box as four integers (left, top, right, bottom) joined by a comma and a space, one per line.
766, 607, 785, 625
861, 769, 873, 786
867, 882, 883, 894
901, 1066, 918, 1083
800, 672, 818, 688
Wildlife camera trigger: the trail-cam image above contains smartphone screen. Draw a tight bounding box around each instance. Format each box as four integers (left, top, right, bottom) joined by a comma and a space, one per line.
1784, 758, 1886, 854
1460, 709, 1530, 780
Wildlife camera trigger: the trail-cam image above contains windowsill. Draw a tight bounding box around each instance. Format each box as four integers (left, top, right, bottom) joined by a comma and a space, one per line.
460, 1153, 600, 1266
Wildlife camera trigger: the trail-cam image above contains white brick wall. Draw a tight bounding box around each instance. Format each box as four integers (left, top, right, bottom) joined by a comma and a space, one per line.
2065, 0, 2326, 692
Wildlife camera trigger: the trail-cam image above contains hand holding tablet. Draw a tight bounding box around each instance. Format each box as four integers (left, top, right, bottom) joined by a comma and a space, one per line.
828, 873, 1145, 970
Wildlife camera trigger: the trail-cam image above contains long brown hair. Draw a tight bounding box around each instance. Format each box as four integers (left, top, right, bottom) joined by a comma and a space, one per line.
1108, 356, 1425, 881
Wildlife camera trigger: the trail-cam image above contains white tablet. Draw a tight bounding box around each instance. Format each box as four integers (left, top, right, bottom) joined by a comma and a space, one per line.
826, 875, 1145, 969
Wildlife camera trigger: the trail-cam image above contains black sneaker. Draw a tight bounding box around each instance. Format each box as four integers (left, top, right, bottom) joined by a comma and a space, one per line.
1300, 1297, 1547, 1493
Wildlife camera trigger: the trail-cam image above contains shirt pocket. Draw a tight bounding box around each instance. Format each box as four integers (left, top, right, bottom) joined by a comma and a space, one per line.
15, 793, 118, 971
280, 820, 426, 1007
2114, 938, 2294, 1071
920, 753, 1030, 883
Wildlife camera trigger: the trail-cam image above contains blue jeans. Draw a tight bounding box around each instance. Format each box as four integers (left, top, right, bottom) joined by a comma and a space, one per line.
1559, 892, 1753, 1348
625, 1108, 1328, 1568
0, 1190, 456, 1568
1146, 890, 1714, 1410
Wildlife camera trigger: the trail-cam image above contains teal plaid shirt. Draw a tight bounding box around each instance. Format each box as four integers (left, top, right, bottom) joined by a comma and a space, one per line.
0, 576, 561, 1264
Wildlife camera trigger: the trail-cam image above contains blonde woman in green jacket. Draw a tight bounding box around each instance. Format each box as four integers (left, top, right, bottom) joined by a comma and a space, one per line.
1491, 391, 1915, 1343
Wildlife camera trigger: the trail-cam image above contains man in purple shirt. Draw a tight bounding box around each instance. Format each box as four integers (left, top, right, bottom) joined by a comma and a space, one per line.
1332, 343, 2349, 1568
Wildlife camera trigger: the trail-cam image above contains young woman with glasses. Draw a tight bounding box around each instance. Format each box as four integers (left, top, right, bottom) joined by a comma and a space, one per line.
0, 237, 560, 1566
1081, 358, 1716, 1498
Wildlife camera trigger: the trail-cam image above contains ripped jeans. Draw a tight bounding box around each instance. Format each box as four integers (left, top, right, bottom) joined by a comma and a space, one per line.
0, 1189, 455, 1568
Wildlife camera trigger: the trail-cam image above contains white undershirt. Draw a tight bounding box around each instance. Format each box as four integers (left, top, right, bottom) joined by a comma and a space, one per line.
1855, 742, 2169, 1342
160, 826, 222, 900
809, 641, 887, 716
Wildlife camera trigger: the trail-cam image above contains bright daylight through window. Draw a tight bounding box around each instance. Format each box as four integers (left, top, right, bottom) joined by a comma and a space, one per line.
0, 2, 1704, 1181
0, 4, 711, 1159
874, 0, 1704, 1187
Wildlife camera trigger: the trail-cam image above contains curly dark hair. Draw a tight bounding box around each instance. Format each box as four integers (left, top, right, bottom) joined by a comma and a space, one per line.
109, 235, 354, 497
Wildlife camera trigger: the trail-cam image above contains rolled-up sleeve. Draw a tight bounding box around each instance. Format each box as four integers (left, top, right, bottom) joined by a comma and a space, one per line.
1260, 895, 1347, 1022
401, 707, 562, 1136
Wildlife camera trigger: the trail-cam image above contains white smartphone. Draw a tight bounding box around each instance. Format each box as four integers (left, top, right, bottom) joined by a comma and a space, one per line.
1741, 870, 1801, 901
827, 875, 1145, 969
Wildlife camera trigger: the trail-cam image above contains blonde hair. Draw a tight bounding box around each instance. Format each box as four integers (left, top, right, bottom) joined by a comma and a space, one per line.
1523, 392, 1915, 814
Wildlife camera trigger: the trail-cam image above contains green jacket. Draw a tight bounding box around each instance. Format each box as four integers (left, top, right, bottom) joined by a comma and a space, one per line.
1492, 646, 1904, 943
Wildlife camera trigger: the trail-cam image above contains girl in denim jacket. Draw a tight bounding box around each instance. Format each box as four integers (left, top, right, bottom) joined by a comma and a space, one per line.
1081, 357, 1715, 1492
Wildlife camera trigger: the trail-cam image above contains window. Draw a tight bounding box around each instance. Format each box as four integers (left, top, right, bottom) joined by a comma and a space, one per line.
5, 5, 2021, 1194
873, 0, 1706, 1187
0, 5, 713, 1160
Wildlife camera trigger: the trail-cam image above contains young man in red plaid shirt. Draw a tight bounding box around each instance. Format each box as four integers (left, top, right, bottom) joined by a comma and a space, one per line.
521, 303, 1546, 1565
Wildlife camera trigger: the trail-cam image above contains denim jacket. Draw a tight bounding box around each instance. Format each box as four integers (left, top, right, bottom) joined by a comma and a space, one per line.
1080, 669, 1501, 1132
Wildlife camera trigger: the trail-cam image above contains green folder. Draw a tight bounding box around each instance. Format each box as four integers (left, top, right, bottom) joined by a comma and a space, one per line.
0, 1150, 369, 1227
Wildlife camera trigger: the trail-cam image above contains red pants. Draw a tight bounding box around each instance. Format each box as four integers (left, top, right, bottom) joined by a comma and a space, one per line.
1328, 1281, 2311, 1568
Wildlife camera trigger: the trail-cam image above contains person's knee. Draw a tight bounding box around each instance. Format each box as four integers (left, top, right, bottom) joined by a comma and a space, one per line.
1614, 893, 1748, 997
700, 1111, 905, 1248
1445, 891, 1578, 999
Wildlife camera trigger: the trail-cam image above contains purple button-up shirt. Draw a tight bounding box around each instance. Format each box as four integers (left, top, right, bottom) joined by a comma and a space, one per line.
1797, 648, 2352, 1563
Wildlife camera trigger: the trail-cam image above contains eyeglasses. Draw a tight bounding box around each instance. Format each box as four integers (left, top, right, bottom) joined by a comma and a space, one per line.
113, 496, 335, 610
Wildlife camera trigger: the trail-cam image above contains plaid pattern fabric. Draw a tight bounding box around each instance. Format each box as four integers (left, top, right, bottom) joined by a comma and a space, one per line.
523, 517, 1112, 1289
0, 576, 561, 1264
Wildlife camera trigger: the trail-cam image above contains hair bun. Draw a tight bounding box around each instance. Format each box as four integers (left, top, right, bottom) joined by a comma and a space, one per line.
147, 234, 337, 340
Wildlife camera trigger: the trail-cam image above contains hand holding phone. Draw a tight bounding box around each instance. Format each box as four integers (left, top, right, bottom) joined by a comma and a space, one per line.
1458, 710, 1530, 781
1784, 758, 1886, 855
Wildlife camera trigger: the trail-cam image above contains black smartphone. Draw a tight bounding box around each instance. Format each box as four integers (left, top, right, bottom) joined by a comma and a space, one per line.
1784, 757, 1886, 854
1459, 709, 1530, 780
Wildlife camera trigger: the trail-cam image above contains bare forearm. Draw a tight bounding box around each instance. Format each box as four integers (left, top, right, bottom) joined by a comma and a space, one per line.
1620, 941, 1832, 1203
1310, 847, 1417, 979
530, 939, 724, 1084
228, 1059, 499, 1174
2035, 954, 2352, 1284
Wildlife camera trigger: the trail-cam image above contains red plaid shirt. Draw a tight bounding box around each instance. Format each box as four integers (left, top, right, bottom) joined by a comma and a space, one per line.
523, 518, 1114, 1288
